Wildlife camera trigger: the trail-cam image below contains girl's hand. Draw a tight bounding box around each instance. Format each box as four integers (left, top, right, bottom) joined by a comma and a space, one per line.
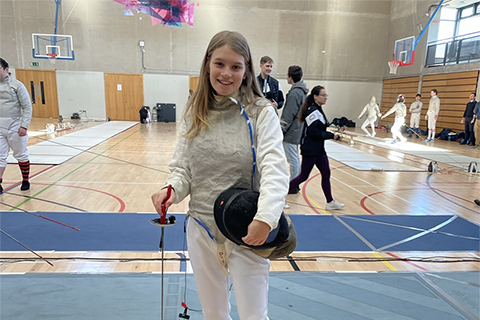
151, 187, 176, 215
242, 220, 270, 246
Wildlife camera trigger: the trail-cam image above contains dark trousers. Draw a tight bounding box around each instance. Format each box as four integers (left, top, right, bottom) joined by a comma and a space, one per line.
465, 117, 475, 144
289, 154, 333, 203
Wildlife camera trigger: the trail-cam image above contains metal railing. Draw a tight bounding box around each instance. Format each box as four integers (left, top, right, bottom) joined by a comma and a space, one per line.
425, 32, 480, 67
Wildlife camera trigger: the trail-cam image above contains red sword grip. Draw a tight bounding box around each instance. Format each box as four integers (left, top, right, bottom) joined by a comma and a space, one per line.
160, 185, 172, 224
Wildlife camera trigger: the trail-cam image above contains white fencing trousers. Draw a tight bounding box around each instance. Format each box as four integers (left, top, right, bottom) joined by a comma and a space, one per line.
410, 113, 420, 128
391, 117, 406, 142
0, 118, 29, 167
427, 114, 437, 129
187, 218, 270, 320
361, 116, 377, 135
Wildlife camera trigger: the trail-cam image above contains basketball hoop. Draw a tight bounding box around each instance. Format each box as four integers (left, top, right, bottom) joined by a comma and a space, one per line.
47, 53, 57, 64
388, 60, 401, 74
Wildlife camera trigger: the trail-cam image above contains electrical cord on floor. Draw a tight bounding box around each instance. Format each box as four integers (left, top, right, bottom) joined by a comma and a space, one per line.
1, 255, 479, 264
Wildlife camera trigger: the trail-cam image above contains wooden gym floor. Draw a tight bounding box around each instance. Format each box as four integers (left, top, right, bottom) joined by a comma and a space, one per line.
0, 118, 479, 274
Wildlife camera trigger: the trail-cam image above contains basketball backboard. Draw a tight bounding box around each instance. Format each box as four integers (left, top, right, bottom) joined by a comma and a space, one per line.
394, 35, 416, 66
32, 33, 75, 60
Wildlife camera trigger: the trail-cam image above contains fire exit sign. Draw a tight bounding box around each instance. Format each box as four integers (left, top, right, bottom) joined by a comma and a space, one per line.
31, 62, 39, 67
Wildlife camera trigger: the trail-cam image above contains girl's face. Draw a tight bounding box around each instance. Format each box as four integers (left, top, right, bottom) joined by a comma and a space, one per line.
209, 45, 247, 97
313, 88, 328, 106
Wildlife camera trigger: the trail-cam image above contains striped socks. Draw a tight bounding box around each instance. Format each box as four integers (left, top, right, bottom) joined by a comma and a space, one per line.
18, 161, 30, 191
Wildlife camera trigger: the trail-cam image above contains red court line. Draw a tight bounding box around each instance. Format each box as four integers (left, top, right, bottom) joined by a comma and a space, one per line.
386, 252, 429, 271
360, 187, 476, 215
3, 164, 56, 193
301, 165, 348, 215
33, 182, 126, 212
302, 173, 324, 215
360, 191, 382, 215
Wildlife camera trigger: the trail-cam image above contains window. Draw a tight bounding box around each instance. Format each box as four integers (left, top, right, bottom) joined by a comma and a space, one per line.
458, 15, 480, 37
440, 7, 457, 20
425, 2, 480, 67
461, 5, 474, 18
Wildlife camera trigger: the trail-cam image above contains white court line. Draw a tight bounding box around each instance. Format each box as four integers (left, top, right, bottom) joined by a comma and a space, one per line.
329, 163, 402, 215
328, 163, 469, 250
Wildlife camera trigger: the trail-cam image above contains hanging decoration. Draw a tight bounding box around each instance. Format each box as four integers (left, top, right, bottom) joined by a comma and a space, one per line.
113, 0, 198, 27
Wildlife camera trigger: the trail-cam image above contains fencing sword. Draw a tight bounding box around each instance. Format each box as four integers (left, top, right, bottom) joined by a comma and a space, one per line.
1, 229, 53, 266
403, 123, 424, 139
0, 201, 80, 231
150, 185, 176, 320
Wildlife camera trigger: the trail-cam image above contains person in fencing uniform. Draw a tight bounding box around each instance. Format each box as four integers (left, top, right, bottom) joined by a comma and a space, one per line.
357, 96, 381, 137
408, 94, 423, 138
151, 31, 289, 320
381, 94, 407, 144
424, 89, 440, 142
0, 57, 32, 193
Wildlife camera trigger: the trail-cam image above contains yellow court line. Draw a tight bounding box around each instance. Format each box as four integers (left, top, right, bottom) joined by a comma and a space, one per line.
372, 252, 397, 271
305, 194, 331, 215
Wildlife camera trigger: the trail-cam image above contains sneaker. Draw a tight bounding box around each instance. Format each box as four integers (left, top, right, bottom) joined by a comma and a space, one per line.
20, 181, 30, 191
371, 132, 376, 137
391, 140, 397, 144
428, 139, 434, 142
326, 200, 345, 210
0, 184, 3, 193
283, 202, 290, 209
423, 138, 430, 142
288, 187, 300, 194
365, 133, 371, 137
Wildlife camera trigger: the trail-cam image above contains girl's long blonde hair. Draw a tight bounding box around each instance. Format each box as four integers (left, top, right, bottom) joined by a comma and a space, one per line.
184, 30, 265, 139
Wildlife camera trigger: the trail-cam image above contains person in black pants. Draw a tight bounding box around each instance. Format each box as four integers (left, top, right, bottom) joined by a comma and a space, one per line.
288, 85, 345, 211
461, 93, 477, 145
139, 106, 149, 123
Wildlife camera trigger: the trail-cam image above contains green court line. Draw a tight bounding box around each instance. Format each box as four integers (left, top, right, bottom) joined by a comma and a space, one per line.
10, 128, 141, 211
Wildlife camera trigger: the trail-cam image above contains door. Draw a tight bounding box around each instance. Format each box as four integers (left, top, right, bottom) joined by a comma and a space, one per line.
15, 69, 59, 118
104, 73, 144, 121
189, 76, 199, 92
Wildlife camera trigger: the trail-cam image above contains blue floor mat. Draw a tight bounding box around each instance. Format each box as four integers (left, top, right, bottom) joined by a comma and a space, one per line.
1, 212, 479, 252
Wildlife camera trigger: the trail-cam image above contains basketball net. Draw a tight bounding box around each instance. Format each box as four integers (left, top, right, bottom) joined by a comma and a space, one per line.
388, 60, 401, 74
47, 53, 57, 64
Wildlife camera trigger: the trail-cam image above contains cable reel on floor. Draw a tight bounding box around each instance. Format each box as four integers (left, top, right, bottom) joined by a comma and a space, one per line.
467, 161, 477, 174
427, 161, 438, 173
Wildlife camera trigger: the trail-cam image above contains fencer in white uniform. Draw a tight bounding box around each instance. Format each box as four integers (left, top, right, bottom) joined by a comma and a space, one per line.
0, 58, 33, 193
151, 31, 289, 320
425, 89, 441, 142
358, 96, 381, 137
408, 94, 423, 138
381, 94, 407, 144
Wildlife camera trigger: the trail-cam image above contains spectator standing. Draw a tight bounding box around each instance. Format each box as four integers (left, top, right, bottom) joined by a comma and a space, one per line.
256, 56, 284, 110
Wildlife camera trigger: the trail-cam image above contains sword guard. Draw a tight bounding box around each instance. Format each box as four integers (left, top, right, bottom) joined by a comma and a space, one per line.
150, 216, 176, 227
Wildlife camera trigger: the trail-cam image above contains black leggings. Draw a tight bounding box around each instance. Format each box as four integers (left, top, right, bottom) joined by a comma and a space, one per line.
289, 154, 333, 203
